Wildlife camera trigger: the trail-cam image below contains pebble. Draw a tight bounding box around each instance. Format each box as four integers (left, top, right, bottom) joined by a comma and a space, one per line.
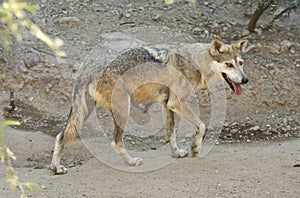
153, 14, 163, 21
93, 5, 106, 12
242, 29, 250, 36
247, 126, 260, 131
192, 27, 202, 34
24, 52, 40, 68
269, 45, 281, 55
212, 22, 219, 28
73, 61, 83, 72
230, 128, 238, 134
56, 17, 83, 27
280, 40, 293, 52
254, 28, 262, 36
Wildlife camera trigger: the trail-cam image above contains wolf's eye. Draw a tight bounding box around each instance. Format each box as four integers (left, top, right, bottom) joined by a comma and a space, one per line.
239, 61, 243, 65
225, 62, 234, 68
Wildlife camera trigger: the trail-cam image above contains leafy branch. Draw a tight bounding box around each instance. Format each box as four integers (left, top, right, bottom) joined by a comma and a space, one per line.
0, 120, 39, 198
0, 0, 63, 197
0, 0, 65, 57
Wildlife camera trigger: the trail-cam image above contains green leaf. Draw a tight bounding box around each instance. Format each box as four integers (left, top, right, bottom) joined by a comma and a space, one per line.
6, 147, 16, 160
164, 0, 174, 4
0, 151, 5, 163
0, 73, 6, 79
25, 182, 38, 193
3, 120, 20, 126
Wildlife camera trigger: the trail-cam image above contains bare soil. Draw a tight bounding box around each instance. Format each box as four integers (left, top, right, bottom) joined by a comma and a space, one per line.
0, 0, 299, 197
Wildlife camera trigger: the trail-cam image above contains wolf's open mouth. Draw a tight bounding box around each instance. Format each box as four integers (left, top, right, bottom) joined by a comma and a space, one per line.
222, 73, 242, 95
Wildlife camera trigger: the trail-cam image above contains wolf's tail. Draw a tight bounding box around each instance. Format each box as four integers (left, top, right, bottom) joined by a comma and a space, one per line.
62, 71, 98, 145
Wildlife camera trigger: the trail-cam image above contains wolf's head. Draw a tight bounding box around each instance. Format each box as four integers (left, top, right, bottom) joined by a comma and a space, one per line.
209, 38, 249, 95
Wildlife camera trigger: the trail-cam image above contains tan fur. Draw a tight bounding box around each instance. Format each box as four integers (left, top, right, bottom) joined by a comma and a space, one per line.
50, 38, 249, 174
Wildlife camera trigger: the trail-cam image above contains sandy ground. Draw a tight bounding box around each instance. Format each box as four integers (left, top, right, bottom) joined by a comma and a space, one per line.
0, 126, 299, 198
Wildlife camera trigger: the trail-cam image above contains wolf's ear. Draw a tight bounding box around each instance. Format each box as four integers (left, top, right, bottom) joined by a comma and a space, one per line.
233, 38, 248, 53
210, 38, 228, 56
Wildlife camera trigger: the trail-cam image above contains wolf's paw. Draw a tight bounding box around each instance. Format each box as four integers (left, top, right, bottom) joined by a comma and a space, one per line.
191, 143, 201, 157
128, 157, 143, 166
51, 164, 68, 174
172, 149, 189, 158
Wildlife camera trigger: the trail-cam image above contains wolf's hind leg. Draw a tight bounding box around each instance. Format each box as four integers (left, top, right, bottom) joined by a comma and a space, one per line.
50, 89, 95, 174
111, 118, 143, 166
110, 88, 142, 166
50, 131, 68, 174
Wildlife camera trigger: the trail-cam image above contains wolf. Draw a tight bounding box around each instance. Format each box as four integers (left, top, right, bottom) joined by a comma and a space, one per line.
50, 38, 249, 174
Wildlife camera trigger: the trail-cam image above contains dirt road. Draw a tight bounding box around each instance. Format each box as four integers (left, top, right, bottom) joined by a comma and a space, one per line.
0, 126, 299, 197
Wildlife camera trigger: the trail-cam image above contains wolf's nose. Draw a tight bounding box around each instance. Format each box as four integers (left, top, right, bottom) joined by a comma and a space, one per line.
241, 76, 249, 84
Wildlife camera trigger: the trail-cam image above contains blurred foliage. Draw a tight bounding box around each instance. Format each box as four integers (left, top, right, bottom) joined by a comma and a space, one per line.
0, 120, 39, 198
0, 0, 58, 197
0, 0, 65, 57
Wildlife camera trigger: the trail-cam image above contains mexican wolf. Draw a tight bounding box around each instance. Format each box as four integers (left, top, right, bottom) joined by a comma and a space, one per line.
51, 38, 249, 174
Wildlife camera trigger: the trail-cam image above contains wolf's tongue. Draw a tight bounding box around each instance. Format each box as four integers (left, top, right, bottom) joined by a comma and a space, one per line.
232, 82, 242, 95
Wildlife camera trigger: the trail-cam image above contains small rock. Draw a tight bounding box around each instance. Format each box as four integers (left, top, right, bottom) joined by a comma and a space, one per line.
24, 52, 40, 68
192, 27, 202, 34
73, 61, 83, 72
265, 63, 275, 70
56, 17, 83, 27
230, 128, 238, 134
283, 125, 291, 132
93, 5, 106, 12
254, 28, 262, 36
290, 47, 296, 53
242, 29, 250, 36
280, 40, 293, 52
212, 22, 219, 28
231, 122, 238, 126
138, 6, 145, 11
196, 11, 204, 17
124, 13, 131, 18
248, 126, 260, 131
18, 64, 29, 74
269, 45, 281, 55
153, 14, 163, 21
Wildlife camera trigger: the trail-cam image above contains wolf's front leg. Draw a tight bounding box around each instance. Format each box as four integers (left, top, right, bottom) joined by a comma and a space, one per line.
191, 122, 205, 157
165, 107, 189, 158
167, 98, 205, 157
